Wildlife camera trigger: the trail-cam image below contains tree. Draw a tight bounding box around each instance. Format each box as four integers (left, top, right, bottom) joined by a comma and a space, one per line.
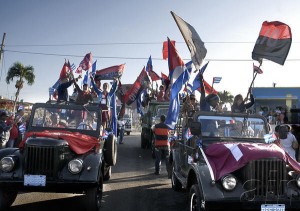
6, 62, 35, 110
218, 90, 234, 105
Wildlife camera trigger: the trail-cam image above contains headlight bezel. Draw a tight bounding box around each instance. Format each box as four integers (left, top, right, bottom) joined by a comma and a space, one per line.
0, 156, 16, 172
68, 159, 83, 174
221, 174, 237, 191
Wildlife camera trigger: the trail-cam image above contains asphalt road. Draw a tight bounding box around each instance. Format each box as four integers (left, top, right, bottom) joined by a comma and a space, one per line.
10, 131, 188, 211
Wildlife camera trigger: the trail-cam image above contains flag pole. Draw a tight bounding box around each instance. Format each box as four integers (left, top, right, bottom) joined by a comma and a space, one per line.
211, 78, 214, 94
245, 60, 262, 101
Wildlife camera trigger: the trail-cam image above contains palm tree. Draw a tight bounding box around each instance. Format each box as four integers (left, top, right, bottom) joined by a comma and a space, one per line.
6, 62, 35, 110
218, 90, 234, 105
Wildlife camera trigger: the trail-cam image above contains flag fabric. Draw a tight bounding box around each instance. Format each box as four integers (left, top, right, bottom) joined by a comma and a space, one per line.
67, 60, 76, 72
213, 77, 222, 84
111, 93, 117, 136
161, 72, 170, 90
171, 11, 207, 70
163, 40, 176, 60
186, 83, 193, 94
59, 62, 71, 80
191, 62, 209, 92
166, 61, 192, 130
167, 37, 185, 84
146, 56, 160, 81
252, 21, 292, 65
146, 56, 153, 73
91, 60, 97, 77
123, 67, 150, 105
83, 70, 89, 85
76, 52, 93, 74
205, 142, 300, 181
170, 61, 193, 100
165, 95, 180, 130
253, 63, 263, 74
95, 64, 125, 80
201, 80, 218, 94
136, 90, 145, 117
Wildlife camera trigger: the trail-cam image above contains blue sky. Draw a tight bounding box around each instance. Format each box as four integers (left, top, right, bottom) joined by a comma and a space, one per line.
1, 0, 300, 103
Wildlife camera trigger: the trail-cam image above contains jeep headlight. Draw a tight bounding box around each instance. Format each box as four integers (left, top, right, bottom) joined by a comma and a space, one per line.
221, 174, 237, 191
68, 159, 83, 174
0, 157, 15, 172
296, 175, 300, 188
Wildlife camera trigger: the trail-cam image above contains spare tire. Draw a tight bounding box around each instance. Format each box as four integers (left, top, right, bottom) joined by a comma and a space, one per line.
104, 133, 117, 166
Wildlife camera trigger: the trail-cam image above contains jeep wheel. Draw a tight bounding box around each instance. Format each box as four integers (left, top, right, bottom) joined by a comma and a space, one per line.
0, 189, 17, 210
86, 184, 103, 211
103, 166, 111, 181
104, 134, 117, 166
171, 168, 182, 191
189, 184, 205, 211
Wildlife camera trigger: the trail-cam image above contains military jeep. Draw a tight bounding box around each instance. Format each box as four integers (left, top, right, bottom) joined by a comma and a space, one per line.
140, 101, 170, 149
0, 102, 117, 211
171, 111, 300, 211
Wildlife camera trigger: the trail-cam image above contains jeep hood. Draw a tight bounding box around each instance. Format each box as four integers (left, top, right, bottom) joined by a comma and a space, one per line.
19, 130, 100, 155
204, 142, 300, 181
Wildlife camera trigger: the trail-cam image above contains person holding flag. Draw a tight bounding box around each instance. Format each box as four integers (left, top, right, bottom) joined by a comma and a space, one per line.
90, 75, 119, 129
199, 73, 221, 112
231, 88, 255, 113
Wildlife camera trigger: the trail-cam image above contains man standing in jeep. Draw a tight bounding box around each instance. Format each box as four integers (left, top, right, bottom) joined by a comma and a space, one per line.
152, 115, 170, 176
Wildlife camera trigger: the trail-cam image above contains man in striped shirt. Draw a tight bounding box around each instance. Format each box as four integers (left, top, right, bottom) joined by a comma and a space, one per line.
153, 115, 170, 176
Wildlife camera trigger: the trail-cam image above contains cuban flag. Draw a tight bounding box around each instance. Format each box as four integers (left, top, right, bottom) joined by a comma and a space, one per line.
213, 77, 222, 84
166, 61, 193, 130
167, 37, 185, 84
191, 62, 209, 92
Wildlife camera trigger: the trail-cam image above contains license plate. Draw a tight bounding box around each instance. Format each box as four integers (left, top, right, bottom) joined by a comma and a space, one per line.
261, 204, 285, 211
24, 175, 46, 187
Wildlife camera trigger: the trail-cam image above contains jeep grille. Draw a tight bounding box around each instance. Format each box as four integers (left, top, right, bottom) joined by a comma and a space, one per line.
24, 145, 59, 179
243, 158, 287, 197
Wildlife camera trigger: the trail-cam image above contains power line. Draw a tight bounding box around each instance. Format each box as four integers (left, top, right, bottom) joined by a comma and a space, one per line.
4, 49, 300, 62
5, 41, 300, 47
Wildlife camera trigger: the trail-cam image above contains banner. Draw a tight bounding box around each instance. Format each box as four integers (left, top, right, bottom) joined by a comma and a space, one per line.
95, 64, 125, 80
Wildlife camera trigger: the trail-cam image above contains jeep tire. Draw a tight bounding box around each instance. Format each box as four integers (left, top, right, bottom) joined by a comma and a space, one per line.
104, 133, 117, 166
189, 184, 205, 211
86, 183, 103, 211
0, 189, 17, 210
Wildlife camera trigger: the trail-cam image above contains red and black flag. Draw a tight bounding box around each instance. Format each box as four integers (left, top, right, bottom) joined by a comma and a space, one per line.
252, 21, 292, 65
123, 67, 150, 105
95, 64, 125, 80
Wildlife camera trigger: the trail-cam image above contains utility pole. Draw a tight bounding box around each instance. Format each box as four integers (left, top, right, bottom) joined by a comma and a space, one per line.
0, 33, 6, 64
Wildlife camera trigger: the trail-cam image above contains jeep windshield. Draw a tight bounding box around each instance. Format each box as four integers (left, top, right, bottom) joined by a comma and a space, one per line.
28, 103, 101, 137
197, 114, 267, 139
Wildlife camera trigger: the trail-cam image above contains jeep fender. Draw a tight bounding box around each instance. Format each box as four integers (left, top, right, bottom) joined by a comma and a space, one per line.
188, 163, 224, 201
61, 152, 103, 182
0, 148, 24, 179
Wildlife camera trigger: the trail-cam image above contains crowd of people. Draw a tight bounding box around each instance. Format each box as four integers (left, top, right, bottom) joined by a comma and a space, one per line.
0, 106, 27, 149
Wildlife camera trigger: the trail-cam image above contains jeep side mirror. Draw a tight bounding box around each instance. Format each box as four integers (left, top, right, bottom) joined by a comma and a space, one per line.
189, 122, 201, 136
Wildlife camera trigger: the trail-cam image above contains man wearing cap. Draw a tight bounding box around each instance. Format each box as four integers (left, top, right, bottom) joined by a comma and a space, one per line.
0, 110, 12, 149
